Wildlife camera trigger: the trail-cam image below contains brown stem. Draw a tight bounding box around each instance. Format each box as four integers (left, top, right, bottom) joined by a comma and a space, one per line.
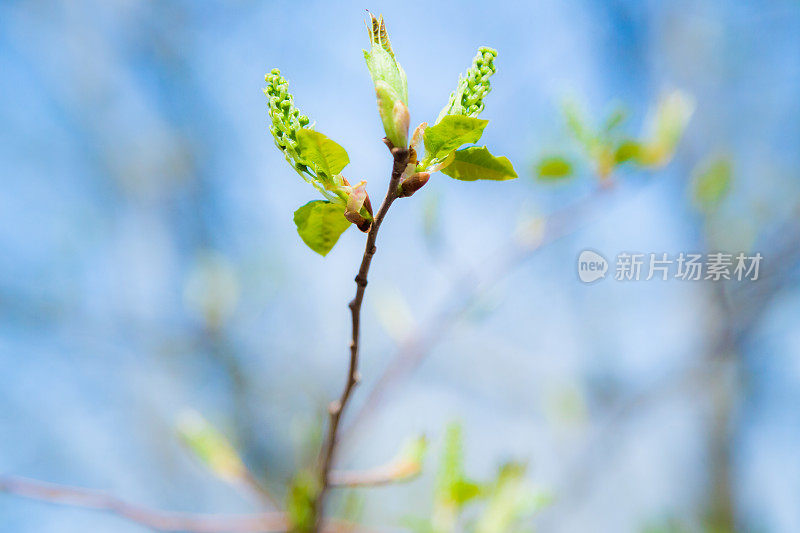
339, 182, 625, 444
314, 140, 409, 529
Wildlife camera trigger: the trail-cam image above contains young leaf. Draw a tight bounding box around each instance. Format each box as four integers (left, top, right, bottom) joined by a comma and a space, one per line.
535, 155, 573, 180
363, 15, 408, 105
614, 139, 642, 164
294, 129, 349, 181
423, 115, 488, 163
293, 200, 351, 256
475, 463, 551, 533
603, 106, 628, 133
177, 410, 247, 483
562, 99, 596, 151
441, 146, 518, 181
636, 90, 694, 167
375, 80, 409, 148
287, 470, 319, 531
692, 156, 732, 212
364, 14, 409, 147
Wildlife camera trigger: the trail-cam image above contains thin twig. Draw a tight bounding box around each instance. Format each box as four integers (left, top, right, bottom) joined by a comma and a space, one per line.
329, 465, 419, 488
340, 181, 633, 443
0, 475, 381, 533
0, 475, 289, 533
314, 140, 410, 528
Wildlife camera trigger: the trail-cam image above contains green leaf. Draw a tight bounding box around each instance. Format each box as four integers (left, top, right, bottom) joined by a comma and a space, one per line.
177, 410, 246, 482
535, 155, 573, 180
451, 479, 482, 505
603, 106, 628, 132
692, 156, 732, 212
364, 43, 407, 106
614, 139, 642, 164
441, 146, 518, 181
423, 115, 488, 163
652, 90, 694, 153
562, 99, 596, 150
287, 469, 319, 531
363, 14, 408, 105
295, 129, 349, 181
437, 423, 466, 502
636, 90, 694, 167
475, 463, 551, 533
293, 200, 351, 256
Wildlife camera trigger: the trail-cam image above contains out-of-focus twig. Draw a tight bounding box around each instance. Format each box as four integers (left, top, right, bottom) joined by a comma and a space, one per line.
534, 210, 800, 529
329, 461, 421, 488
0, 475, 372, 533
0, 474, 288, 533
341, 180, 641, 444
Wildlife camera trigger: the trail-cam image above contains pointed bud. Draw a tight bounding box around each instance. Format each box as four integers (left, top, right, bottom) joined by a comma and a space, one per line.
398, 172, 430, 197
375, 81, 409, 148
342, 180, 372, 232
410, 122, 427, 154
393, 100, 410, 146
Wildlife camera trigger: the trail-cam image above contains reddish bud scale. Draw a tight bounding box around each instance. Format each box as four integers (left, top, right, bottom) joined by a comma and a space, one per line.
398, 172, 430, 197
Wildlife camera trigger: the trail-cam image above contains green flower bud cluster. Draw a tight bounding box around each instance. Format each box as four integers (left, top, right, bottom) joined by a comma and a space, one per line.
264, 68, 311, 172
436, 47, 498, 123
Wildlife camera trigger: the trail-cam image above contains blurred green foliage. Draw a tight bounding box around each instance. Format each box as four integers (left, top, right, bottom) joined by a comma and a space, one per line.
407, 422, 549, 533
534, 91, 694, 182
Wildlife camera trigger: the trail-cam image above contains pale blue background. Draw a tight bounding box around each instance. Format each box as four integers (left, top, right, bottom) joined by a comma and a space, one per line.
1, 0, 799, 531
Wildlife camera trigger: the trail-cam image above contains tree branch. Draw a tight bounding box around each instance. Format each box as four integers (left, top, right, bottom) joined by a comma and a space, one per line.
340, 181, 635, 443
0, 475, 383, 533
314, 140, 410, 527
0, 475, 289, 533
329, 463, 420, 488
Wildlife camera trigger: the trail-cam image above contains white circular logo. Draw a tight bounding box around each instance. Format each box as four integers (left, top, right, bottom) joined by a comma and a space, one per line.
577, 250, 608, 283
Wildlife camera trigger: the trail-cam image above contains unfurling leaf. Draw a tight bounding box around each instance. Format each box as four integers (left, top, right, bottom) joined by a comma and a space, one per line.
535, 155, 573, 180
293, 200, 351, 256
375, 81, 410, 148
692, 156, 732, 212
294, 129, 350, 182
364, 14, 408, 104
364, 13, 409, 147
177, 410, 246, 483
422, 115, 488, 164
441, 146, 518, 181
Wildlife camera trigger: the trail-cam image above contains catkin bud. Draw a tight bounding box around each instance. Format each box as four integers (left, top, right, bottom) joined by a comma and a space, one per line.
264, 69, 307, 167
436, 46, 498, 123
